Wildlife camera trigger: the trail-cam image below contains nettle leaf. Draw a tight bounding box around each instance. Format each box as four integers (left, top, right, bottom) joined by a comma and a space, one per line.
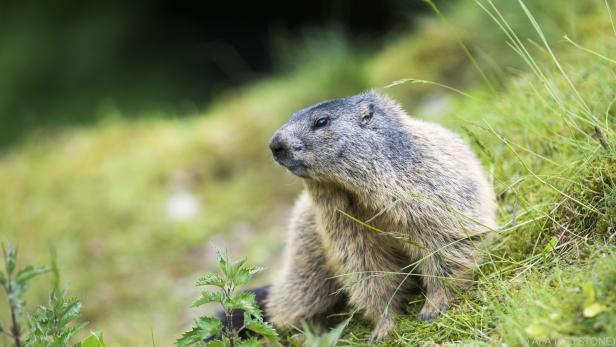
227, 257, 247, 279
232, 269, 251, 286
195, 316, 223, 334
243, 313, 281, 347
60, 299, 83, 326
236, 337, 260, 347
224, 293, 260, 317
192, 291, 224, 307
177, 316, 223, 346
15, 266, 50, 284
216, 252, 229, 276
216, 252, 247, 280
176, 326, 203, 347
196, 273, 226, 287
27, 313, 44, 335
25, 291, 89, 347
233, 266, 265, 286
248, 266, 264, 276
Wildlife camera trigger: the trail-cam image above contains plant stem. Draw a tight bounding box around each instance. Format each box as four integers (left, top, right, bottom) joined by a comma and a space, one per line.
7, 281, 22, 347
224, 285, 236, 347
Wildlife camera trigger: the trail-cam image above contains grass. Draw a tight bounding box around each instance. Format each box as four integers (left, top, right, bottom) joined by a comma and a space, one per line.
1, 0, 615, 345
354, 1, 615, 345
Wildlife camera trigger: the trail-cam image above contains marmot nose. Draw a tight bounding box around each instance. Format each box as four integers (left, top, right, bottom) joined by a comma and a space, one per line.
269, 134, 288, 160
270, 140, 284, 157
269, 134, 303, 161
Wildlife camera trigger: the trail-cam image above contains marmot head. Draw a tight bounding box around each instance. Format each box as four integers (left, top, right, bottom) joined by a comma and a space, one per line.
269, 91, 418, 184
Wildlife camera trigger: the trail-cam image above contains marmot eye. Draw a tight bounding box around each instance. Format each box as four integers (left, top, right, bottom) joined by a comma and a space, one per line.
314, 117, 330, 129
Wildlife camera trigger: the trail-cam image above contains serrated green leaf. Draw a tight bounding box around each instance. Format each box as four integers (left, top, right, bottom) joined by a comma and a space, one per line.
224, 293, 260, 317
80, 332, 107, 347
232, 265, 263, 286
0, 271, 6, 289
196, 273, 226, 287
237, 337, 260, 347
192, 291, 224, 307
195, 316, 223, 334
176, 316, 223, 345
232, 268, 252, 286
15, 266, 50, 284
227, 257, 247, 278
216, 251, 229, 276
244, 320, 278, 339
25, 290, 89, 347
60, 300, 82, 325
244, 313, 281, 346
176, 326, 204, 347
248, 266, 264, 275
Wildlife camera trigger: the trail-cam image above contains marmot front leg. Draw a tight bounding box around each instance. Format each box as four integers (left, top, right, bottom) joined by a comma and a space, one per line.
266, 262, 342, 331
265, 242, 343, 331
416, 235, 479, 322
417, 253, 460, 322
345, 269, 411, 343
265, 199, 344, 331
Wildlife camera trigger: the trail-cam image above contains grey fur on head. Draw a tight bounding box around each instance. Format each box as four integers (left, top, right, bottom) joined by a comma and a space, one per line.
269, 91, 420, 184
266, 91, 497, 343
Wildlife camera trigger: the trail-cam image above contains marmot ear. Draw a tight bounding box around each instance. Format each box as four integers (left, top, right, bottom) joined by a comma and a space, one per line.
359, 102, 375, 126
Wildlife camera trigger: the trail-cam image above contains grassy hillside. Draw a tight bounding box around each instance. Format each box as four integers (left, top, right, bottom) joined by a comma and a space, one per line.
1, 1, 614, 346
362, 2, 616, 343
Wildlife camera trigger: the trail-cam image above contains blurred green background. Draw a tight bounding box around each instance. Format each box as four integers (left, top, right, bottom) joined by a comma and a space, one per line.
1, 0, 613, 345
0, 0, 425, 147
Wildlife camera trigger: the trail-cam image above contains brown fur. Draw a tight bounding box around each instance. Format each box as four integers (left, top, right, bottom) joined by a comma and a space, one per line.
265, 91, 496, 342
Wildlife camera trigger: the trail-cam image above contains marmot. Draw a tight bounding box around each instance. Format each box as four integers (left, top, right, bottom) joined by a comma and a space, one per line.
263, 91, 496, 342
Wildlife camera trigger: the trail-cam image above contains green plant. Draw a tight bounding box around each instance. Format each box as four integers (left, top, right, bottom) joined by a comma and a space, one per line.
0, 244, 105, 347
176, 251, 280, 347
24, 290, 108, 347
293, 318, 352, 347
0, 245, 50, 347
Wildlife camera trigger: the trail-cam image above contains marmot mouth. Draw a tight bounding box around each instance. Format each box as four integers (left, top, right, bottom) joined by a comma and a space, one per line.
285, 164, 309, 178
273, 157, 310, 177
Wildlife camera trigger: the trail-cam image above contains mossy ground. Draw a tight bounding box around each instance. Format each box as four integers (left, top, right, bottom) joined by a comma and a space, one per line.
1, 1, 614, 346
